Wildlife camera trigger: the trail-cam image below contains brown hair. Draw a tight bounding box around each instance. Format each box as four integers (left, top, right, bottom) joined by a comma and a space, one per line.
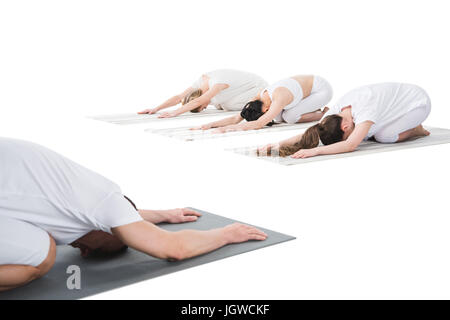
182, 89, 203, 113
277, 114, 345, 157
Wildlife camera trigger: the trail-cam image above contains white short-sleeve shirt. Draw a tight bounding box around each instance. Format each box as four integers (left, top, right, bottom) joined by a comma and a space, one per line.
192, 69, 268, 110
323, 83, 430, 139
0, 138, 143, 245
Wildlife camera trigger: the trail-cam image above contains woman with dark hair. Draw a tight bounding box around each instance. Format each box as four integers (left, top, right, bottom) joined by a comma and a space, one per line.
138, 69, 268, 118
258, 82, 432, 158
191, 75, 333, 132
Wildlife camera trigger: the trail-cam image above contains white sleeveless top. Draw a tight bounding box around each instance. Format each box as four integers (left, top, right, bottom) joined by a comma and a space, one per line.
261, 78, 304, 110
192, 69, 268, 111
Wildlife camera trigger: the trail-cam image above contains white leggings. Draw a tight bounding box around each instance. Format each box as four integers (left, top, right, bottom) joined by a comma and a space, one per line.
279, 76, 333, 124
374, 102, 431, 143
0, 216, 50, 267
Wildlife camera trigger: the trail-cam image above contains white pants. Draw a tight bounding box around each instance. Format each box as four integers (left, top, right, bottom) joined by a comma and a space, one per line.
0, 216, 50, 267
277, 76, 333, 124
374, 101, 431, 143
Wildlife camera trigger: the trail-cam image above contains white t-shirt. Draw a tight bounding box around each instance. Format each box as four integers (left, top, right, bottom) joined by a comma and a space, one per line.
0, 138, 143, 245
192, 69, 268, 111
323, 82, 430, 139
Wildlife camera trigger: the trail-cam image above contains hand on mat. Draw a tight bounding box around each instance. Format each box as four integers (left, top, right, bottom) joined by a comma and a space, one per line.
165, 208, 202, 224
223, 223, 268, 244
291, 148, 319, 159
138, 108, 158, 114
212, 125, 237, 134
190, 124, 213, 131
158, 111, 178, 118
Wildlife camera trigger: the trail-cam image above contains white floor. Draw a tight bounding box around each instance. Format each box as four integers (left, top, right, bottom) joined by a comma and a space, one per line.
2, 0, 450, 300
3, 112, 449, 300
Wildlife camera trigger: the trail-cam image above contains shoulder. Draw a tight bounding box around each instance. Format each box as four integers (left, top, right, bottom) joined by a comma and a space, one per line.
272, 86, 294, 102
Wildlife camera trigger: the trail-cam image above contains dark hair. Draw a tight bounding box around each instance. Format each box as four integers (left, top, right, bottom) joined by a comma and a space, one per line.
277, 115, 344, 157
240, 100, 274, 126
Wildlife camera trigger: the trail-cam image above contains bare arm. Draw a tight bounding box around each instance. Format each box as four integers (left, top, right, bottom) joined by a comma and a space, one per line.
291, 121, 373, 158
112, 221, 267, 261
256, 132, 304, 155
280, 132, 305, 147
215, 88, 292, 133
138, 208, 202, 224
192, 92, 262, 130
257, 107, 330, 154
282, 107, 328, 141
191, 114, 243, 130
138, 87, 195, 114
159, 84, 228, 118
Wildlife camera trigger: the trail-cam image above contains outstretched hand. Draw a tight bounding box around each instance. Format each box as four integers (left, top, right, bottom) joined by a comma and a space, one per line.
190, 124, 213, 131
138, 108, 159, 114
158, 111, 178, 118
165, 208, 202, 224
291, 148, 319, 159
223, 223, 268, 244
212, 125, 238, 134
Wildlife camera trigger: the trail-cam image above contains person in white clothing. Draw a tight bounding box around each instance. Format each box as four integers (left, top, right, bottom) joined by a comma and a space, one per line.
0, 138, 267, 292
138, 69, 268, 117
192, 75, 333, 132
258, 82, 431, 158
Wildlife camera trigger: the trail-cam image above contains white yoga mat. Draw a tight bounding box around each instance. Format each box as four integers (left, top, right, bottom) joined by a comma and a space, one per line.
228, 127, 450, 166
88, 109, 239, 125
146, 122, 318, 141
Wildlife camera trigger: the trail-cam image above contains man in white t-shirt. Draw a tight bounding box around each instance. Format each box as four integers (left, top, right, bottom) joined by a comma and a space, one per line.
0, 138, 267, 292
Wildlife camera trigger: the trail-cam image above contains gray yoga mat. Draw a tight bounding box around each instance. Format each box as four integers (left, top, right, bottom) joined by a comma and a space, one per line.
0, 209, 294, 300
146, 122, 318, 141
228, 127, 450, 166
88, 109, 239, 125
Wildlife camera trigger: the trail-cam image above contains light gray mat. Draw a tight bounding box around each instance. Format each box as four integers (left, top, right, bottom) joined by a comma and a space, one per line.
0, 209, 294, 300
228, 127, 450, 166
88, 109, 239, 125
146, 122, 318, 141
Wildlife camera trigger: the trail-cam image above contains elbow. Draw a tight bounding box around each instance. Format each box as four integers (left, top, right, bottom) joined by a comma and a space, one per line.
346, 142, 359, 152
167, 251, 185, 262
234, 115, 243, 124
249, 121, 264, 130
165, 242, 188, 262
174, 95, 182, 103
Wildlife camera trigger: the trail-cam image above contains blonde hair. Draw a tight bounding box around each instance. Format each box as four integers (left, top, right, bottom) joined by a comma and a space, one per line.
182, 89, 203, 113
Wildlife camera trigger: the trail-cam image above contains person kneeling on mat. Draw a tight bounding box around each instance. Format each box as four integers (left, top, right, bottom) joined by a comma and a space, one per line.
0, 138, 267, 292
138, 69, 268, 117
258, 82, 431, 158
191, 75, 333, 132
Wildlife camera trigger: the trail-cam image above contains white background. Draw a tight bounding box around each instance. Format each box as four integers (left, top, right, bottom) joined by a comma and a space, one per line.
1, 0, 450, 299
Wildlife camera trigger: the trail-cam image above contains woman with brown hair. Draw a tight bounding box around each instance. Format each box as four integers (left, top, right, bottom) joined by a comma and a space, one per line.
138, 69, 268, 118
258, 82, 431, 158
191, 75, 332, 132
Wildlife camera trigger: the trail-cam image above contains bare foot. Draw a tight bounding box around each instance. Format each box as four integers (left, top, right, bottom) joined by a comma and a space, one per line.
413, 125, 430, 137
397, 125, 430, 142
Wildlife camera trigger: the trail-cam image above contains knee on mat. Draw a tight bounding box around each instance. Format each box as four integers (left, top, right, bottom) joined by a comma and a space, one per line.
374, 133, 398, 143
36, 235, 57, 278
281, 113, 299, 124
0, 238, 55, 290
